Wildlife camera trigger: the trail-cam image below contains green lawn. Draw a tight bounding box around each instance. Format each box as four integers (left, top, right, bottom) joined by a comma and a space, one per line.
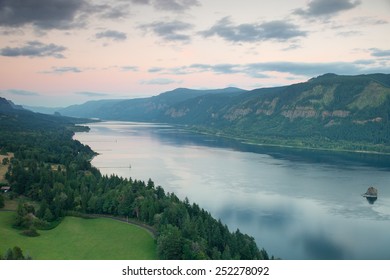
0, 212, 157, 260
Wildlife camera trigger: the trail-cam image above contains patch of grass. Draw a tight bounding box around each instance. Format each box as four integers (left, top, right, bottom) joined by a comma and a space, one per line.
0, 212, 157, 260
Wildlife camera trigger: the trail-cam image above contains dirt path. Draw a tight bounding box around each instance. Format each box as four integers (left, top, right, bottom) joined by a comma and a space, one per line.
0, 152, 13, 183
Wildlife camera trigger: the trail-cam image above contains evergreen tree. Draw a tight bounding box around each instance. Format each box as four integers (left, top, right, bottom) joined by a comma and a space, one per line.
0, 194, 4, 208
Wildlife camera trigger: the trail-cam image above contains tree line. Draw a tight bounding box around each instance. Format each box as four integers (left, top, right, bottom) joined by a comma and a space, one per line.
0, 106, 269, 260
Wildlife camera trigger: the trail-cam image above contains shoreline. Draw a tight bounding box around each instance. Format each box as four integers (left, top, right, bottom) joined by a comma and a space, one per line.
77, 120, 390, 156
183, 126, 390, 156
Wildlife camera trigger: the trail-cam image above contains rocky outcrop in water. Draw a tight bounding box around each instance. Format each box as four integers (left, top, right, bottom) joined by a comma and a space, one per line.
363, 186, 378, 197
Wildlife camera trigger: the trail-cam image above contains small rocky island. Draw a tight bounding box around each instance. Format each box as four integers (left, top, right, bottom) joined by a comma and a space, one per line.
362, 186, 378, 204
363, 186, 378, 198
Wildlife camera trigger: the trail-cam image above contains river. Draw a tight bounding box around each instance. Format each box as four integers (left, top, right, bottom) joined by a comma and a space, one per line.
74, 121, 390, 260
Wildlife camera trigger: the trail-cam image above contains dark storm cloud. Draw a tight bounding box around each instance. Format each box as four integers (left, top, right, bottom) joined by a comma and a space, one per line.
0, 0, 134, 31
294, 0, 361, 17
96, 30, 127, 41
200, 17, 307, 43
0, 41, 66, 58
0, 0, 87, 30
139, 20, 193, 42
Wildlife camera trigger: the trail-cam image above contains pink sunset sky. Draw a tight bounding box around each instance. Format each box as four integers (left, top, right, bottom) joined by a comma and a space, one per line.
1, 0, 390, 107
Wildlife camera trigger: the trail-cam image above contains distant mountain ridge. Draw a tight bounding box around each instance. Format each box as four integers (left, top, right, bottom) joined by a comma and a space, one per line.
59, 87, 246, 120
44, 74, 390, 152
0, 97, 25, 112
0, 97, 91, 132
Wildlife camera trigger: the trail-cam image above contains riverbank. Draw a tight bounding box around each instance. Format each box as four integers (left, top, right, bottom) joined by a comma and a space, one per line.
185, 125, 390, 156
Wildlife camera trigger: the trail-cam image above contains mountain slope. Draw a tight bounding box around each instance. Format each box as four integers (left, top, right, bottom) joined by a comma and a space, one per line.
182, 74, 390, 152
59, 87, 246, 120
58, 74, 390, 153
0, 97, 91, 132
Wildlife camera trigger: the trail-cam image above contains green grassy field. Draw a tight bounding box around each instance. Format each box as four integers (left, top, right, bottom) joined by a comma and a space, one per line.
0, 212, 157, 260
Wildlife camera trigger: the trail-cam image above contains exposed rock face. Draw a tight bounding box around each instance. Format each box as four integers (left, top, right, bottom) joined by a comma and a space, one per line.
363, 186, 378, 197
165, 107, 189, 118
321, 110, 350, 118
281, 106, 317, 120
255, 98, 279, 116
224, 108, 253, 121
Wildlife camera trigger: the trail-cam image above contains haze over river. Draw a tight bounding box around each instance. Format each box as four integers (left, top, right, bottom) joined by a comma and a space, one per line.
74, 121, 390, 260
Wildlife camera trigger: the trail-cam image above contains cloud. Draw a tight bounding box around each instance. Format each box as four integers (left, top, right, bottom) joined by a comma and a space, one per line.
352, 16, 388, 26
200, 17, 307, 43
294, 0, 361, 17
370, 48, 390, 57
43, 66, 82, 74
243, 62, 361, 76
75, 91, 109, 97
0, 0, 87, 30
153, 60, 390, 79
130, 0, 200, 12
141, 78, 178, 85
95, 3, 132, 20
131, 0, 151, 4
139, 20, 193, 42
354, 59, 377, 65
0, 41, 66, 58
153, 0, 200, 12
121, 66, 139, 72
148, 67, 164, 73
96, 30, 127, 41
5, 89, 40, 96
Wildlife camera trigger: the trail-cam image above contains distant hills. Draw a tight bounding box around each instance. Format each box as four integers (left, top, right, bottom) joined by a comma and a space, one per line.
7, 73, 390, 153
58, 87, 246, 121
0, 97, 90, 132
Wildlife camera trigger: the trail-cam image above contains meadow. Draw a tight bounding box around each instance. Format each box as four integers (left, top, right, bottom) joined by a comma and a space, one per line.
0, 212, 157, 260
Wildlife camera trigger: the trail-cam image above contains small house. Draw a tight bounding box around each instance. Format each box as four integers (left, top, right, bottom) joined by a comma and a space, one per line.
0, 186, 10, 193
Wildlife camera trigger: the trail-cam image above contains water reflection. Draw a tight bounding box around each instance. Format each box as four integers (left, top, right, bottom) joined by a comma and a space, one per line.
365, 197, 377, 204
74, 122, 390, 259
300, 232, 346, 260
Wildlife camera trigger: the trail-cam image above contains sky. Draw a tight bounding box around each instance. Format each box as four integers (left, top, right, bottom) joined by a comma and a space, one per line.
0, 0, 389, 107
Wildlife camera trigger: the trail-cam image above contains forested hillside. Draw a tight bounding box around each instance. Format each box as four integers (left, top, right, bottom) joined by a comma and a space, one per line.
0, 98, 268, 260
175, 73, 390, 153
59, 87, 246, 121
58, 73, 390, 153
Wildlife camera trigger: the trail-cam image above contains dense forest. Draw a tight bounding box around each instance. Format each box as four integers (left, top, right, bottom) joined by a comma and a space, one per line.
0, 97, 269, 260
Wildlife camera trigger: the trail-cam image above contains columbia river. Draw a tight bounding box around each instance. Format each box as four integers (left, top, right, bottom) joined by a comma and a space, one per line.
74, 121, 390, 259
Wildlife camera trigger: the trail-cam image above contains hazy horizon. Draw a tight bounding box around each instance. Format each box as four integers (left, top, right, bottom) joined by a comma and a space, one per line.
1, 0, 389, 107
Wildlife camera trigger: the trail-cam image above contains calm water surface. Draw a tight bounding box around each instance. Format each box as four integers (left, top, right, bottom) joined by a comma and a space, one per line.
74, 121, 390, 260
